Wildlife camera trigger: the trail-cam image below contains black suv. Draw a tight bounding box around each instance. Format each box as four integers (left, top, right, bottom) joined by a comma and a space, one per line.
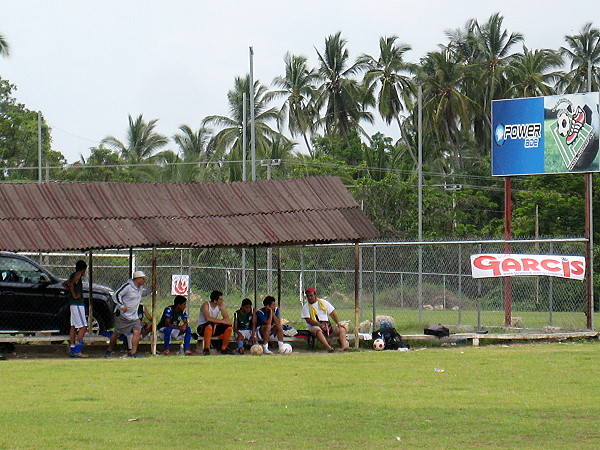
0, 252, 115, 334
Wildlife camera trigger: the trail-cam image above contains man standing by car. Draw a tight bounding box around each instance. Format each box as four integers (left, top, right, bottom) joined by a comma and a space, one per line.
67, 260, 88, 358
105, 271, 150, 358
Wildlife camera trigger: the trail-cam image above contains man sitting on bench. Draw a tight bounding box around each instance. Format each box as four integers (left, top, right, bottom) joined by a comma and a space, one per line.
197, 290, 233, 355
158, 295, 193, 356
254, 296, 285, 354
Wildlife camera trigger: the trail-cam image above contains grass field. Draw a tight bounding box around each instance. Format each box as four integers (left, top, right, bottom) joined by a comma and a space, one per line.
1, 341, 600, 448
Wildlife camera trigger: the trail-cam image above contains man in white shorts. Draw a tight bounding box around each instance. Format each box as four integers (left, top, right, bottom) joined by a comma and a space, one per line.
301, 287, 349, 352
105, 271, 150, 358
66, 260, 88, 357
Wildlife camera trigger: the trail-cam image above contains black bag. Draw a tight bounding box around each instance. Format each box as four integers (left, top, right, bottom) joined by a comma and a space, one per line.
424, 324, 450, 337
373, 326, 409, 350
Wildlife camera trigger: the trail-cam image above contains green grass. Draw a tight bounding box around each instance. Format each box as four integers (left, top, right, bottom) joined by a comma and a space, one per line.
2, 342, 600, 448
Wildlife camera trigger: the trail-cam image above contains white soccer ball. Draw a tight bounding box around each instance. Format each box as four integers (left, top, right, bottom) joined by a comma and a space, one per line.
373, 338, 386, 351
557, 110, 572, 137
250, 344, 263, 355
279, 343, 293, 354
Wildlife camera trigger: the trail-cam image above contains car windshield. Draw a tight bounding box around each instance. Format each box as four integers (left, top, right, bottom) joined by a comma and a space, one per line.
0, 257, 45, 284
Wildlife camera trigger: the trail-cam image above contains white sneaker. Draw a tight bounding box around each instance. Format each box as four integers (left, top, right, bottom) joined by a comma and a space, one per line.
263, 345, 273, 354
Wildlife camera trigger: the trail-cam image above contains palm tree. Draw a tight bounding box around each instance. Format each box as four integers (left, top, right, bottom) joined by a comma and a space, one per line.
505, 47, 563, 98
314, 32, 373, 144
271, 52, 319, 157
357, 36, 416, 164
101, 114, 168, 164
473, 13, 524, 106
560, 23, 600, 93
203, 75, 288, 181
0, 34, 9, 57
172, 124, 220, 182
417, 49, 475, 173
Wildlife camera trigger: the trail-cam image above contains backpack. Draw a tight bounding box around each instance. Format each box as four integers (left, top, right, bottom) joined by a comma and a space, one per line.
424, 324, 450, 337
372, 326, 409, 350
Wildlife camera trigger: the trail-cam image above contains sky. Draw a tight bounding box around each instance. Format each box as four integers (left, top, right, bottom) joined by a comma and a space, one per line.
2, 0, 600, 163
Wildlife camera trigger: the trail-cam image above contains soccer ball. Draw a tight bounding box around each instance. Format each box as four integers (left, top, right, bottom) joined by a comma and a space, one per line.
250, 344, 264, 355
373, 338, 386, 351
557, 110, 572, 137
279, 343, 293, 354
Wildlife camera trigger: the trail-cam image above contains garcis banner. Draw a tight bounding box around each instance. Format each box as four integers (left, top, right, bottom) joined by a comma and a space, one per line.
470, 254, 585, 280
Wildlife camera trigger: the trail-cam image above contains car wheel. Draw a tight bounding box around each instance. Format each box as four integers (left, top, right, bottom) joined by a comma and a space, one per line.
90, 313, 107, 335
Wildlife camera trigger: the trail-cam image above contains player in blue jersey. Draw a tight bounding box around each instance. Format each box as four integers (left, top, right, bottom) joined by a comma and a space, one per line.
254, 296, 285, 354
158, 295, 193, 355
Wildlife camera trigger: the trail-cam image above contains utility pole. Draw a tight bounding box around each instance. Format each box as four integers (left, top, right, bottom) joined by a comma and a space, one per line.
249, 47, 256, 181
261, 159, 280, 294
38, 111, 42, 184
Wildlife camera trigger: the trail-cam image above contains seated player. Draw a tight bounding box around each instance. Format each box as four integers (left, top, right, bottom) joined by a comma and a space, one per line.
158, 295, 193, 356
254, 296, 285, 354
197, 290, 233, 355
233, 298, 255, 354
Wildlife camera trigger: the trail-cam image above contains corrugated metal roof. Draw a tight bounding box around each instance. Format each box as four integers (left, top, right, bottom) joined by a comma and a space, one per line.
0, 176, 378, 252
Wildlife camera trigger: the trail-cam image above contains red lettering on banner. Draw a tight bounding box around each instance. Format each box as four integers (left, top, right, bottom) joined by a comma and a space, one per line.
520, 258, 539, 271
571, 260, 585, 275
541, 259, 561, 272
473, 255, 501, 276
501, 258, 522, 272
562, 260, 571, 278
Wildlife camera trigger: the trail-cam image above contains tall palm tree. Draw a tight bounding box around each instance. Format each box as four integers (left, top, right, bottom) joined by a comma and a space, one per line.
505, 47, 563, 98
203, 75, 288, 181
101, 114, 168, 164
172, 124, 220, 182
417, 49, 474, 173
271, 52, 319, 157
315, 32, 373, 144
357, 36, 416, 164
449, 13, 522, 149
0, 34, 9, 57
473, 13, 524, 105
560, 23, 600, 93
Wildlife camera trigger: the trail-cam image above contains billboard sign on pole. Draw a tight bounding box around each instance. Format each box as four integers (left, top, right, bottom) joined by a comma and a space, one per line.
492, 92, 600, 176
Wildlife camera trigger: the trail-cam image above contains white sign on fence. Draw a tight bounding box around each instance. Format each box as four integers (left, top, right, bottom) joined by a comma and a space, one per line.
470, 254, 585, 280
171, 274, 190, 295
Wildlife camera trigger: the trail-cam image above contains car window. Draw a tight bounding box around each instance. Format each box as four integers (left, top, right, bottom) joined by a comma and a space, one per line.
0, 257, 44, 283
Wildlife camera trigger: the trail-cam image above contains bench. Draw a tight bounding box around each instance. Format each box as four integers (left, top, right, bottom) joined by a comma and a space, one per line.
401, 331, 600, 346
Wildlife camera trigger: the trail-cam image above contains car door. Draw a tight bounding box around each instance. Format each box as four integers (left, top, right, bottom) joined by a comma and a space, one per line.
0, 256, 50, 331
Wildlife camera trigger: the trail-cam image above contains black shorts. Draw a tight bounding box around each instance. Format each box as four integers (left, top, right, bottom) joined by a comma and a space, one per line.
197, 322, 231, 337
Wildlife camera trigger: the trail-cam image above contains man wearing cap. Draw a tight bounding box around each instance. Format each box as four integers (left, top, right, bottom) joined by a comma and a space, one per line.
105, 271, 150, 358
301, 287, 349, 352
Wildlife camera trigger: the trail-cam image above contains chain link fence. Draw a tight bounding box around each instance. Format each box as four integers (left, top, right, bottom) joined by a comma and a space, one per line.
4, 237, 590, 335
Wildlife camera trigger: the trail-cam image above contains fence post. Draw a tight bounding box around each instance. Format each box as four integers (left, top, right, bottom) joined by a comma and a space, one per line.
458, 244, 462, 325
354, 242, 360, 349
372, 245, 377, 328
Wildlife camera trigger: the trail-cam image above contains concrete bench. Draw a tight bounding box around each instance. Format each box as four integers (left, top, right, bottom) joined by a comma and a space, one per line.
401, 331, 599, 346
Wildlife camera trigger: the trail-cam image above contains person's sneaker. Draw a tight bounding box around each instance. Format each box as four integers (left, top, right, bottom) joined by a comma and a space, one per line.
163, 349, 171, 356
327, 347, 335, 353
263, 347, 273, 355
202, 348, 210, 356
184, 350, 195, 356
237, 347, 245, 355
220, 348, 234, 355
129, 352, 145, 358
70, 353, 88, 358
104, 350, 112, 358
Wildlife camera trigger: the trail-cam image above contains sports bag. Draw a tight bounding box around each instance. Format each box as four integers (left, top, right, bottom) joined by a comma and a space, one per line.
372, 326, 409, 350
424, 324, 450, 337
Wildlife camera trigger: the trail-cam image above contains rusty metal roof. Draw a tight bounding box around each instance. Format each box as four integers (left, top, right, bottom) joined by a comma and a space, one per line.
0, 176, 378, 251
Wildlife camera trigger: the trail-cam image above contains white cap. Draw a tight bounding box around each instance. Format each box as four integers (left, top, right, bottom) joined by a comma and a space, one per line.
132, 270, 146, 279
